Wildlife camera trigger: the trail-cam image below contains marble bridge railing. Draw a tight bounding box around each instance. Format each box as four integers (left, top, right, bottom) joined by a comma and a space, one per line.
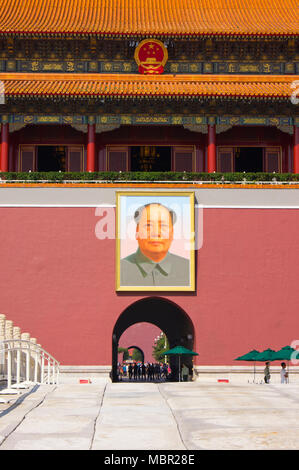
0, 313, 59, 392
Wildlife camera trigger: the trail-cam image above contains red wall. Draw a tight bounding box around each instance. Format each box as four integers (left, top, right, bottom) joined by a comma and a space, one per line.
0, 206, 298, 366
118, 323, 161, 363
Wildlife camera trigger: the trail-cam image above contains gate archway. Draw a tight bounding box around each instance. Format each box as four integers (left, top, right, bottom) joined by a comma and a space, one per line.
121, 345, 145, 363
112, 297, 195, 382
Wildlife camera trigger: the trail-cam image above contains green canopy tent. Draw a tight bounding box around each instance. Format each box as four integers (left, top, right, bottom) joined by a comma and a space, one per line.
254, 348, 276, 362
272, 345, 297, 361
271, 346, 298, 382
234, 349, 260, 383
254, 349, 277, 383
161, 346, 199, 382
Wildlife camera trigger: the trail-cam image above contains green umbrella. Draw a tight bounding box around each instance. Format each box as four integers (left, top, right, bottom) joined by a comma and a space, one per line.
271, 346, 297, 361
162, 346, 199, 356
255, 348, 276, 362
271, 346, 298, 382
235, 349, 260, 361
235, 349, 260, 382
161, 346, 198, 382
253, 349, 277, 383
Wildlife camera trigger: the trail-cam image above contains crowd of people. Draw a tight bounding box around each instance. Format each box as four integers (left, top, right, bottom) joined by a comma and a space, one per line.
117, 362, 171, 382
117, 361, 193, 382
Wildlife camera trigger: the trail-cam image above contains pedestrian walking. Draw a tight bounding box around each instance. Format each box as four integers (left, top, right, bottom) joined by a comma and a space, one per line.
182, 363, 189, 381
128, 363, 133, 380
280, 362, 288, 384
154, 363, 160, 381
141, 363, 146, 381
264, 361, 271, 384
162, 363, 168, 380
147, 363, 153, 381
133, 362, 138, 380
137, 363, 142, 380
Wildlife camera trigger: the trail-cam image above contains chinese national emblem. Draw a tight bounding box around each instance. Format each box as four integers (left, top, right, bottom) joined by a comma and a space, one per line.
134, 39, 168, 75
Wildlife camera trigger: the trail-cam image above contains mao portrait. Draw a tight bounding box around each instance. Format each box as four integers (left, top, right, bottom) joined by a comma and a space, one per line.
116, 192, 195, 291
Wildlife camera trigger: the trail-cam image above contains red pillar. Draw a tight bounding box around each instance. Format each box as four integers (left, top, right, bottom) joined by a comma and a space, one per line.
0, 123, 9, 172
87, 123, 96, 172
294, 126, 299, 174
207, 124, 216, 173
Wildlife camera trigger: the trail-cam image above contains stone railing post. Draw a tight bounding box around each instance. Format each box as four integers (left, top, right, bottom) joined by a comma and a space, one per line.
5, 319, 13, 340
4, 320, 13, 382
21, 332, 31, 383
0, 314, 5, 339
13, 326, 21, 383
30, 337, 39, 382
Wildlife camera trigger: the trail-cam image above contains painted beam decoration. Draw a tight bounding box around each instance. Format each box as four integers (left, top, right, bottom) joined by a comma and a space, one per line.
0, 59, 296, 75
134, 39, 168, 75
2, 114, 294, 128
116, 191, 195, 292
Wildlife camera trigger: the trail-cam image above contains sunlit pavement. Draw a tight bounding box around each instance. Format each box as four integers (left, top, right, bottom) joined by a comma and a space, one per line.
0, 381, 299, 450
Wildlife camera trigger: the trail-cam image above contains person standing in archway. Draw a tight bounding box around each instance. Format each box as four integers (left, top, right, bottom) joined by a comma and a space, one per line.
162, 362, 168, 380
147, 363, 153, 381
128, 363, 133, 380
133, 362, 138, 380
137, 363, 142, 380
141, 363, 146, 381
182, 363, 189, 382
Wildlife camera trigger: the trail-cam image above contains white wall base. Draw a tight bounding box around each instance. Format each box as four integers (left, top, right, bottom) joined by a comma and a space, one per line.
58, 365, 299, 384
193, 365, 299, 384
59, 366, 112, 384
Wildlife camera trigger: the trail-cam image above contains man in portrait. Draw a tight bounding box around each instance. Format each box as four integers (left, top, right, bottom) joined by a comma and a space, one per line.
119, 202, 190, 287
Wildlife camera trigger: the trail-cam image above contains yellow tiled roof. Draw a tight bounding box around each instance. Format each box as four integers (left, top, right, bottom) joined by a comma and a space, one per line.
0, 73, 295, 99
0, 0, 298, 37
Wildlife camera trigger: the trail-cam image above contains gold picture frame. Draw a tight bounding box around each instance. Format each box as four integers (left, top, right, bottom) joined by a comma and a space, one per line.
116, 191, 195, 292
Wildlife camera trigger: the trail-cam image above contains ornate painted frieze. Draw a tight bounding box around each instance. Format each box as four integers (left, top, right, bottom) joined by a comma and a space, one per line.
1, 114, 294, 131
217, 116, 294, 127
0, 59, 297, 75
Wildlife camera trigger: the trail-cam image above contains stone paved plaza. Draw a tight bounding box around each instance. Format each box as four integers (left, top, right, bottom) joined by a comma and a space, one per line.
0, 379, 299, 450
